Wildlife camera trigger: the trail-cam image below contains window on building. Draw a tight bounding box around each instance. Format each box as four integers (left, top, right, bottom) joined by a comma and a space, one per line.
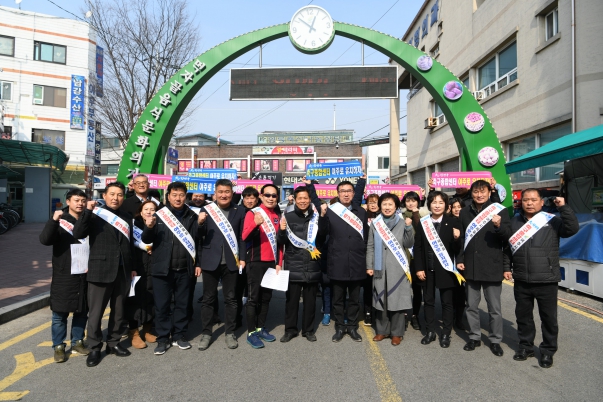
545, 8, 559, 41
0, 81, 11, 101
33, 41, 66, 64
509, 136, 536, 184
0, 35, 15, 57
102, 137, 122, 149
1, 126, 12, 140
430, 42, 440, 58
107, 165, 119, 175
32, 129, 66, 150
462, 77, 470, 91
539, 124, 571, 180
478, 41, 517, 96
378, 157, 390, 170
33, 85, 67, 107
433, 101, 446, 125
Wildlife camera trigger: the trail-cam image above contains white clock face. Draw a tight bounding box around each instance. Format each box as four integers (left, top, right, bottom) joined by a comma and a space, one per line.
289, 6, 334, 53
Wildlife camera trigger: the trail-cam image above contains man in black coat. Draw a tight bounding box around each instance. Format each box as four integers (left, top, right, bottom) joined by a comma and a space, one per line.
196, 179, 246, 351
39, 189, 90, 363
506, 189, 578, 368
277, 186, 328, 343
323, 180, 369, 343
121, 174, 162, 218
142, 181, 203, 356
73, 182, 136, 367
456, 180, 512, 357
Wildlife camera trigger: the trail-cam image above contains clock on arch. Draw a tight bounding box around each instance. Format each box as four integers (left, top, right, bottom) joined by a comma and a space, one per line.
289, 6, 335, 54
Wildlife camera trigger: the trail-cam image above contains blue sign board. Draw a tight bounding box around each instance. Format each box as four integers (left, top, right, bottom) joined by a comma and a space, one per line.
96, 46, 104, 98
172, 176, 216, 194
187, 168, 237, 180
94, 121, 102, 165
306, 160, 363, 180
70, 75, 85, 130
167, 147, 179, 165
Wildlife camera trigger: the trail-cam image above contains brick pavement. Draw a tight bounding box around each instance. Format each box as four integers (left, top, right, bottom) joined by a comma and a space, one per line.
0, 223, 52, 309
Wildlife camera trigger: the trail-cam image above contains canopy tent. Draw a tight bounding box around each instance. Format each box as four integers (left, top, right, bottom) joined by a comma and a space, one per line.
0, 139, 69, 172
505, 124, 603, 174
0, 165, 22, 179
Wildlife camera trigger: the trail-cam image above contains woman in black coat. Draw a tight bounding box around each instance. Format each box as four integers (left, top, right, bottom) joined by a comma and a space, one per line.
277, 186, 327, 342
414, 191, 462, 348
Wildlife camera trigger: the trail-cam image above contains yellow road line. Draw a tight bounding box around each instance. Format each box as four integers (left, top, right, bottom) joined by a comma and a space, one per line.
359, 325, 403, 402
502, 280, 603, 324
0, 323, 50, 352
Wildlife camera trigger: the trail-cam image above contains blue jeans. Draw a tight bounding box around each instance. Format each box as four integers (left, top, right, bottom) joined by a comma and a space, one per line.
321, 284, 331, 315
52, 311, 87, 348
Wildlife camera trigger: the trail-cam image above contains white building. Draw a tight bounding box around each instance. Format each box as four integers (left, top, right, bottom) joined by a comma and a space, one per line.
364, 140, 407, 184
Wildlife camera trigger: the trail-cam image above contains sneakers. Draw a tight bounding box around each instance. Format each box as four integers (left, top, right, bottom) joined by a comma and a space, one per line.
256, 328, 276, 342
54, 344, 66, 363
172, 338, 192, 350
363, 313, 372, 326
321, 314, 331, 326
71, 340, 90, 355
198, 334, 211, 351
225, 334, 238, 349
246, 332, 265, 349
154, 342, 171, 355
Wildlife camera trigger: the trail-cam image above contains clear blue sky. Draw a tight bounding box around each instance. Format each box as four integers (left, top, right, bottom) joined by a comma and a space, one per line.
6, 0, 426, 143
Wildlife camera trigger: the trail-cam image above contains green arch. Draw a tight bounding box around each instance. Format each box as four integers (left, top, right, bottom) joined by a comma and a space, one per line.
117, 22, 512, 208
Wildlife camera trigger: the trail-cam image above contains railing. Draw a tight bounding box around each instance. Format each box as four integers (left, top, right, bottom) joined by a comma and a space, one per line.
480, 68, 518, 97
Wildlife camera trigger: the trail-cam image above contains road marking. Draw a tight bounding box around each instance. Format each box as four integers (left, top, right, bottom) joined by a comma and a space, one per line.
36, 341, 53, 347
359, 325, 403, 402
0, 323, 51, 353
502, 280, 603, 324
0, 353, 54, 401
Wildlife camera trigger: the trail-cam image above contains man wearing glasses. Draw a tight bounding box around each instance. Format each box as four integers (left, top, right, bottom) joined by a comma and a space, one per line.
122, 175, 162, 218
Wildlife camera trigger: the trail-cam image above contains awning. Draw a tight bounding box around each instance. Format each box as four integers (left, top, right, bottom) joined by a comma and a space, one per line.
505, 124, 603, 174
0, 165, 22, 179
0, 139, 69, 172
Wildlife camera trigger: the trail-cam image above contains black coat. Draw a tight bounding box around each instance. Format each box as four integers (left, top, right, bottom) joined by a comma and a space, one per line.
456, 200, 512, 282
277, 205, 327, 283
414, 215, 462, 289
72, 206, 135, 283
142, 205, 200, 277
122, 194, 163, 219
197, 203, 246, 272
505, 205, 579, 283
39, 209, 87, 313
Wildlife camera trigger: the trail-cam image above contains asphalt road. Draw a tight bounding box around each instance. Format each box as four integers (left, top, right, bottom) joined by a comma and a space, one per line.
0, 281, 602, 401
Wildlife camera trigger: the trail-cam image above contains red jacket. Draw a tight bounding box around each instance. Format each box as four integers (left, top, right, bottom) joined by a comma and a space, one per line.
243, 204, 283, 263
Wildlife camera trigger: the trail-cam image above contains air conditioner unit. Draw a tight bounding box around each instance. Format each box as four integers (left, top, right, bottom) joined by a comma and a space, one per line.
424, 117, 439, 129
437, 114, 446, 125
472, 90, 485, 100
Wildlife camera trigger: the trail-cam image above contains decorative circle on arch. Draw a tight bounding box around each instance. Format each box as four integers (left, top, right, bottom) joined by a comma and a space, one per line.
116, 21, 512, 209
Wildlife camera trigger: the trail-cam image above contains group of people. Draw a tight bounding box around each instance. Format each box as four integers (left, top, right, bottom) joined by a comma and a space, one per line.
40, 173, 578, 370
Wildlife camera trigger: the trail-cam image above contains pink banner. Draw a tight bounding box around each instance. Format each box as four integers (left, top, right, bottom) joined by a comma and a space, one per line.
365, 184, 424, 199
431, 171, 493, 188
294, 183, 338, 199
235, 179, 272, 194
146, 174, 173, 190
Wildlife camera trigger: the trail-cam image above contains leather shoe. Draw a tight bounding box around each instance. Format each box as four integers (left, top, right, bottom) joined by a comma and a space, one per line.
463, 340, 481, 351
391, 336, 402, 346
539, 354, 553, 368
348, 328, 363, 342
280, 332, 298, 343
513, 348, 535, 361
86, 351, 101, 367
332, 329, 345, 343
373, 334, 389, 342
440, 334, 451, 348
106, 344, 131, 357
410, 315, 421, 330
420, 332, 437, 345
490, 343, 504, 357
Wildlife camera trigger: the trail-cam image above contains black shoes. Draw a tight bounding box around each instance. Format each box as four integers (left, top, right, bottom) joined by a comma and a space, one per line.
348, 328, 363, 342
86, 351, 101, 367
332, 329, 346, 343
440, 334, 451, 348
105, 344, 131, 357
411, 315, 421, 330
539, 354, 553, 368
490, 343, 504, 357
421, 332, 437, 345
463, 340, 481, 351
280, 332, 298, 343
513, 348, 535, 361
304, 333, 317, 342
363, 313, 371, 326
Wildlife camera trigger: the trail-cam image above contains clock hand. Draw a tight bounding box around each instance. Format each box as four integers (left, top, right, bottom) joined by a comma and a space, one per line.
309, 16, 317, 33
297, 18, 314, 31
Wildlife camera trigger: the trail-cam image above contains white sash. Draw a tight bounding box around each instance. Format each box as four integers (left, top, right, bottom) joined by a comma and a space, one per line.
421, 215, 464, 285
156, 207, 196, 260
59, 218, 86, 244
189, 206, 201, 215
372, 215, 411, 283
132, 220, 152, 251
329, 202, 363, 238
92, 207, 130, 240
285, 204, 321, 259
509, 211, 555, 255
59, 218, 89, 274
151, 197, 160, 206
204, 203, 240, 266
464, 203, 505, 250
252, 206, 278, 262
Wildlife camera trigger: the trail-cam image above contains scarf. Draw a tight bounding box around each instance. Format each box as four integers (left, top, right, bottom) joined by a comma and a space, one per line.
373, 213, 400, 279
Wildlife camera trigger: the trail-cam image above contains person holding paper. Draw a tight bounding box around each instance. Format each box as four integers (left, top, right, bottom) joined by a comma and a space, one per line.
277, 186, 328, 343
456, 180, 512, 356
142, 181, 204, 356
122, 174, 163, 218
73, 182, 137, 367
196, 179, 246, 351
414, 191, 463, 348
366, 193, 415, 346
242, 184, 283, 349
505, 189, 578, 368
39, 189, 90, 363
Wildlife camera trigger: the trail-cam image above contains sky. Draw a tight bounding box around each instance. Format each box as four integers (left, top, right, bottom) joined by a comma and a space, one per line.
4, 0, 426, 143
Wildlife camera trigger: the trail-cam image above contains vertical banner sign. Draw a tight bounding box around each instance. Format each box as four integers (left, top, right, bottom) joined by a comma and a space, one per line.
96, 46, 104, 98
70, 75, 85, 130
87, 118, 96, 157
94, 122, 102, 165
167, 148, 179, 165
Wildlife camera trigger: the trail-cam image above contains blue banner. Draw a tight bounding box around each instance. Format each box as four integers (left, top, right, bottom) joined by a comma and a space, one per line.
167, 148, 178, 165
306, 160, 363, 180
172, 176, 216, 194
70, 75, 85, 130
96, 46, 104, 98
187, 168, 237, 180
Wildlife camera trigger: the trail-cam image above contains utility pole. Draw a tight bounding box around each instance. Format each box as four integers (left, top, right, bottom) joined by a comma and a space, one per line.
333, 104, 336, 130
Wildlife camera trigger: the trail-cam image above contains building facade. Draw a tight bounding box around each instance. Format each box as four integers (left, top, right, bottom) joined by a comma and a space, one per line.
365, 141, 407, 185
392, 0, 603, 192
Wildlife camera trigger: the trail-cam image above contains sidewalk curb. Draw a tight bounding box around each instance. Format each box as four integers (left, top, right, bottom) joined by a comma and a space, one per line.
0, 292, 50, 325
